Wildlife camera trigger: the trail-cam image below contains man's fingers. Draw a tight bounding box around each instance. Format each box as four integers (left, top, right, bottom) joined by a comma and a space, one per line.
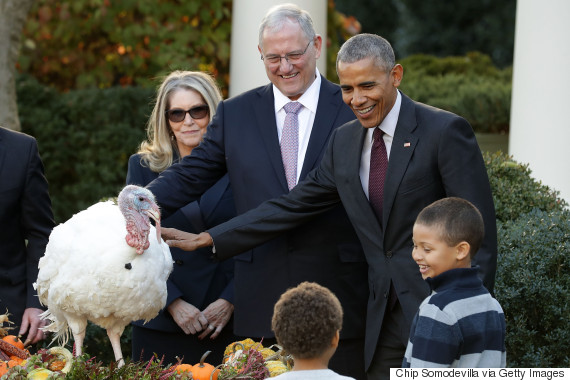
160, 227, 179, 240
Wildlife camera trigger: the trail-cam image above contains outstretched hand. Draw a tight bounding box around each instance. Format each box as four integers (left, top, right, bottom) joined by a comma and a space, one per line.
161, 227, 213, 252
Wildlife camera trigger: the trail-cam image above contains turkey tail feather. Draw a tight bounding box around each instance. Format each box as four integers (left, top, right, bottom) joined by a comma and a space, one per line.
39, 309, 72, 347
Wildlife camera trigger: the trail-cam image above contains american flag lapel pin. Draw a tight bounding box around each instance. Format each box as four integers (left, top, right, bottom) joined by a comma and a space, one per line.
404, 142, 411, 147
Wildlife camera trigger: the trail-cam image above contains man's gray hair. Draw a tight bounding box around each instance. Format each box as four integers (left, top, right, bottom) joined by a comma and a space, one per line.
336, 34, 395, 73
258, 3, 316, 50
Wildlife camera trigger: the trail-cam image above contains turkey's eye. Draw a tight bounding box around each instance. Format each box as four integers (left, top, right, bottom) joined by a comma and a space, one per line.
138, 196, 144, 202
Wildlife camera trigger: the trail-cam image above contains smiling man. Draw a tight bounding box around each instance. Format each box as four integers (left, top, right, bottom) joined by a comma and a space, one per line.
146, 4, 368, 380
159, 33, 498, 379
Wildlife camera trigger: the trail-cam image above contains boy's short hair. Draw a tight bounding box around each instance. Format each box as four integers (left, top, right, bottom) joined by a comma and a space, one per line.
271, 282, 343, 359
416, 197, 485, 258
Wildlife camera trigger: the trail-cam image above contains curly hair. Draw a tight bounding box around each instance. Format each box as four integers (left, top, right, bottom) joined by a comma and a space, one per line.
271, 282, 343, 359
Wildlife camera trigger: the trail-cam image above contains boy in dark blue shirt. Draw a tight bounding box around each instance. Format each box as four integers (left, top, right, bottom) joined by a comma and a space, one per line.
403, 197, 506, 367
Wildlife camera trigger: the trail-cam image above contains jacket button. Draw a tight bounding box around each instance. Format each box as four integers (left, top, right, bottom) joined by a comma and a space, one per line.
386, 251, 393, 258
175, 260, 183, 266
384, 291, 388, 298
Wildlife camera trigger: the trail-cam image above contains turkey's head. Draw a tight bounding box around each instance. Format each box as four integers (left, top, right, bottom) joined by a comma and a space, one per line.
118, 185, 162, 255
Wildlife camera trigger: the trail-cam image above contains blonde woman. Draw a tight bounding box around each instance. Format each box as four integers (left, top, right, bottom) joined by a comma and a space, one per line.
127, 71, 236, 364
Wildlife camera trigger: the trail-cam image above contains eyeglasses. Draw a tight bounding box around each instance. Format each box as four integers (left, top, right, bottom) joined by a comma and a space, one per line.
261, 41, 312, 66
165, 105, 209, 122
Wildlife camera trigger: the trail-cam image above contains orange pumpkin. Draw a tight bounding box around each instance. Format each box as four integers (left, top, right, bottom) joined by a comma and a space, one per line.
2, 335, 24, 350
191, 351, 219, 380
0, 361, 8, 376
174, 363, 193, 374
10, 356, 24, 363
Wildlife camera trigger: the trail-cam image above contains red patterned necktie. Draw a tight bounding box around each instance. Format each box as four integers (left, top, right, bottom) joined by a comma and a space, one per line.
281, 102, 303, 190
369, 127, 388, 223
370, 127, 399, 310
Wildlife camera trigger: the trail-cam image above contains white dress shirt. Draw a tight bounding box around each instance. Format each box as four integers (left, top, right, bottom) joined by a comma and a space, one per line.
273, 69, 322, 184
360, 90, 402, 199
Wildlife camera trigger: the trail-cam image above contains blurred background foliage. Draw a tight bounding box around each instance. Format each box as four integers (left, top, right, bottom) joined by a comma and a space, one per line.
334, 0, 516, 68
18, 0, 233, 93
13, 0, 513, 223
18, 0, 516, 92
398, 52, 512, 134
17, 74, 152, 223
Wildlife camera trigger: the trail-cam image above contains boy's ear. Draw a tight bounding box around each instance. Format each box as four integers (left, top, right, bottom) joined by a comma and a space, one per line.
331, 330, 340, 348
456, 241, 471, 262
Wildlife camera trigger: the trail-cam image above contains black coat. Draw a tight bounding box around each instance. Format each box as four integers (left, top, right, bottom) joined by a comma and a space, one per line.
208, 93, 498, 370
147, 77, 369, 340
0, 127, 54, 329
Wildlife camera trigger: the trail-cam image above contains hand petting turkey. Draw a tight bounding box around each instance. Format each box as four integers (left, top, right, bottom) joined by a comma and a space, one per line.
167, 298, 209, 335
198, 299, 234, 340
161, 227, 213, 252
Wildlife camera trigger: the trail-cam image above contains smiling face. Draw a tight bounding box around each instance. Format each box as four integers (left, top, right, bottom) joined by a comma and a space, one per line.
258, 19, 321, 101
167, 88, 210, 157
338, 58, 402, 129
412, 222, 471, 280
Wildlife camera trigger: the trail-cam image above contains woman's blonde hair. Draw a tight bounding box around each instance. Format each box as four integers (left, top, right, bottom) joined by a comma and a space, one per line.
138, 70, 222, 172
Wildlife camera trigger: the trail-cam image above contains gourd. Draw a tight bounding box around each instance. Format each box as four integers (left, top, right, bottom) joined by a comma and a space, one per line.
27, 368, 54, 380
174, 363, 194, 374
265, 360, 289, 377
47, 346, 74, 373
0, 362, 8, 376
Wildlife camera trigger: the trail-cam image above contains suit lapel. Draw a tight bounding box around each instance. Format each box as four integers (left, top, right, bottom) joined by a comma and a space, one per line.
252, 84, 290, 191
299, 77, 342, 180
383, 94, 419, 226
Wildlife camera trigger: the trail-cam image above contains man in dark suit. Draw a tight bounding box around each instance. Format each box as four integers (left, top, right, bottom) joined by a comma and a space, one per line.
0, 126, 54, 346
147, 4, 368, 379
163, 34, 497, 379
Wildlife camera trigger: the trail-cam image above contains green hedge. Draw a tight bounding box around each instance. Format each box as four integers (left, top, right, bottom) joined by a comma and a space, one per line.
18, 74, 153, 223
484, 152, 567, 223
496, 208, 570, 367
399, 52, 512, 134
484, 152, 569, 367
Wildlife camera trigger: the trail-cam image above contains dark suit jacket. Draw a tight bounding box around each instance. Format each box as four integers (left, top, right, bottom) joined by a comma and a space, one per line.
207, 93, 498, 370
127, 153, 236, 333
147, 77, 369, 340
0, 127, 54, 329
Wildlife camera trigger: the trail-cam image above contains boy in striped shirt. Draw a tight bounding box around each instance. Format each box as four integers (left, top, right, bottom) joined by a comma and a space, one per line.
403, 197, 506, 368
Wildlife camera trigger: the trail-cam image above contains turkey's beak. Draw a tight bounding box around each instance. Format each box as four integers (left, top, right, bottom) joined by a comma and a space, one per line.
147, 206, 161, 244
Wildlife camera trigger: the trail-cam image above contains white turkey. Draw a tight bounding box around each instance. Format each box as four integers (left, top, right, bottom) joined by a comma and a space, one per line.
34, 185, 173, 366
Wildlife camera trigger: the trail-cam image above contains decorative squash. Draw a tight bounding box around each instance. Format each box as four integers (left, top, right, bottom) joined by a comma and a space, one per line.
47, 346, 73, 373
27, 368, 54, 380
265, 360, 289, 377
174, 363, 193, 374
191, 351, 219, 380
0, 361, 8, 376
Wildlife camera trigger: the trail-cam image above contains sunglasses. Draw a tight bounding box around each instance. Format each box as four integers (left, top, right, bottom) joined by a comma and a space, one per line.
165, 105, 209, 122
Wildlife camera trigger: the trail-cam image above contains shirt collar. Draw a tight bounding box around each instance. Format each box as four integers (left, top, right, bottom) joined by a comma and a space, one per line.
425, 267, 482, 293
274, 68, 321, 114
